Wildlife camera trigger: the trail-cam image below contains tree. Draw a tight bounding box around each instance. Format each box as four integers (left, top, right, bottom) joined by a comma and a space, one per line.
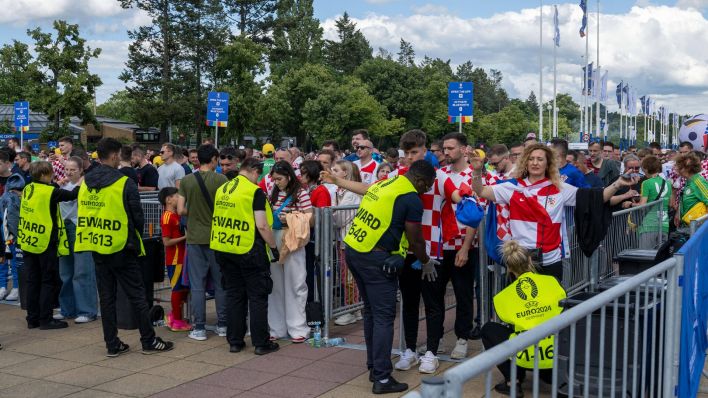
455, 62, 509, 115
120, 0, 180, 139
524, 91, 539, 118
470, 103, 533, 146
323, 12, 372, 74
0, 41, 39, 104
301, 76, 403, 147
215, 36, 266, 143
223, 0, 278, 44
27, 20, 101, 134
96, 90, 137, 122
269, 0, 323, 79
397, 39, 415, 66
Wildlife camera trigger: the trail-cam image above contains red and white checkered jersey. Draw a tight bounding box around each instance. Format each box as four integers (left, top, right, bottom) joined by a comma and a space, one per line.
492, 178, 577, 265
52, 159, 66, 181
439, 165, 478, 250
484, 169, 515, 243
354, 158, 379, 185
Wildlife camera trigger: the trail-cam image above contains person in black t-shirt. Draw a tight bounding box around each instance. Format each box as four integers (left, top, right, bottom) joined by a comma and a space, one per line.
119, 146, 139, 185
131, 145, 158, 191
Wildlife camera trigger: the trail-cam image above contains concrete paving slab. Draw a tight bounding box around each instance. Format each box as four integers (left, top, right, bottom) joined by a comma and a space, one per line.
234, 353, 313, 374
187, 345, 257, 367
195, 367, 280, 391
0, 379, 83, 398
151, 382, 241, 398
272, 343, 342, 361
10, 337, 89, 356
290, 360, 368, 383
250, 375, 339, 398
93, 351, 173, 372
3, 357, 84, 378
49, 343, 113, 364
0, 349, 39, 368
65, 389, 133, 398
142, 359, 225, 382
0, 372, 31, 389
45, 364, 133, 388
93, 373, 182, 397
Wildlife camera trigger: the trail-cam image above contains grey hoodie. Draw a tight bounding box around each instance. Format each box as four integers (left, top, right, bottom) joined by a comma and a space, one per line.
0, 173, 25, 239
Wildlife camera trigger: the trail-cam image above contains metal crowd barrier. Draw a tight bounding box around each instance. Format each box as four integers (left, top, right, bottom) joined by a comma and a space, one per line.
690, 214, 708, 236
405, 256, 683, 398
140, 199, 172, 307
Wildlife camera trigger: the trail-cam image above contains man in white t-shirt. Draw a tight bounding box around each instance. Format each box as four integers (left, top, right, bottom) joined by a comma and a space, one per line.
353, 139, 379, 185
157, 143, 185, 189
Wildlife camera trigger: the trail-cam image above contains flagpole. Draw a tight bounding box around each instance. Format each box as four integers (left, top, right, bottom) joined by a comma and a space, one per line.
539, 0, 544, 141
595, 0, 601, 142
553, 10, 557, 139
584, 13, 589, 142
604, 98, 608, 141
580, 58, 585, 137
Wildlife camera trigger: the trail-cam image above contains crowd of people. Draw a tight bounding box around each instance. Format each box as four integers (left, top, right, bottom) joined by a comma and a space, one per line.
0, 129, 706, 395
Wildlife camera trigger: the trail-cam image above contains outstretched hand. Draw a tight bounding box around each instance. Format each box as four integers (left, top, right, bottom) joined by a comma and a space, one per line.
617, 175, 640, 187
320, 170, 337, 185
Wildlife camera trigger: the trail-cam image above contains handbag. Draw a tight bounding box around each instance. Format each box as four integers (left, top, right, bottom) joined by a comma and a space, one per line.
306, 255, 324, 326
455, 196, 485, 228
271, 196, 292, 230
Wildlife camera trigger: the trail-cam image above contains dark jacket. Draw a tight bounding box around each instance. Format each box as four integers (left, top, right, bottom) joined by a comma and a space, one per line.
84, 164, 144, 255
574, 188, 613, 257
598, 159, 620, 188
0, 174, 26, 238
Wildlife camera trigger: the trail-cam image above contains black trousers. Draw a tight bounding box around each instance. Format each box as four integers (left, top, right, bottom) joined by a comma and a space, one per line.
24, 245, 60, 325
93, 251, 156, 350
399, 254, 422, 351
539, 260, 563, 283
481, 322, 553, 383
346, 247, 398, 382
420, 249, 478, 353
215, 244, 272, 348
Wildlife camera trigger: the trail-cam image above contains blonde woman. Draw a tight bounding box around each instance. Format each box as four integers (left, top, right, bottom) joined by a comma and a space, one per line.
481, 240, 566, 396
331, 160, 363, 326
469, 143, 637, 281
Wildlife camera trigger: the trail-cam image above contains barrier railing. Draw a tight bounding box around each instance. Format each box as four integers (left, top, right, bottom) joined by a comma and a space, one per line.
404, 256, 682, 398
689, 213, 708, 236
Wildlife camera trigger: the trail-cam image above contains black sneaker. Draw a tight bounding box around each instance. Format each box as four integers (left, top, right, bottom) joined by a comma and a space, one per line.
142, 337, 174, 355
40, 320, 68, 330
372, 376, 408, 394
107, 342, 130, 357
229, 343, 246, 353
254, 341, 279, 355
494, 381, 524, 397
369, 369, 374, 382
27, 321, 40, 329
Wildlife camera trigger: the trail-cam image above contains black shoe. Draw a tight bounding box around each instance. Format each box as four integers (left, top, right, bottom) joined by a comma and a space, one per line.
494, 381, 524, 397
27, 321, 40, 329
39, 320, 68, 330
142, 337, 174, 355
107, 342, 130, 357
372, 376, 408, 394
369, 369, 374, 382
229, 343, 246, 353
470, 325, 482, 340
254, 341, 279, 355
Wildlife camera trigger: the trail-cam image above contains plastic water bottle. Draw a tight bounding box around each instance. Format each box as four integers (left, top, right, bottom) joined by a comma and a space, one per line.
325, 337, 346, 347
312, 325, 322, 348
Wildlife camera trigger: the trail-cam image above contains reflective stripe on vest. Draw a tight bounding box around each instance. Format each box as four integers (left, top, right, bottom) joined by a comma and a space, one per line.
210, 175, 273, 254
75, 177, 129, 254
57, 215, 69, 256
493, 272, 566, 369
344, 176, 416, 256
18, 183, 54, 254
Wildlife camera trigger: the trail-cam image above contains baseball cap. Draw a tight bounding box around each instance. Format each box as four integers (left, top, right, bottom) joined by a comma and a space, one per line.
91, 151, 98, 159
262, 143, 275, 155
524, 132, 537, 141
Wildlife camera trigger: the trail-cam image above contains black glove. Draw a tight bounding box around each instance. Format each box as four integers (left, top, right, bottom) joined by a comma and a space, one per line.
270, 247, 280, 263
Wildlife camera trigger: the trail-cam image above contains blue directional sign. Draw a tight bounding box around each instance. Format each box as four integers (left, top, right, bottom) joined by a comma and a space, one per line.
448, 82, 474, 123
14, 101, 29, 130
47, 140, 58, 149
206, 91, 229, 127
31, 143, 40, 152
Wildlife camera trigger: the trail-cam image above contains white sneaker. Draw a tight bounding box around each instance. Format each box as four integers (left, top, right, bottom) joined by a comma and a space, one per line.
394, 348, 419, 371
216, 326, 227, 337
4, 288, 18, 301
450, 338, 468, 360
53, 313, 65, 320
334, 313, 357, 326
418, 351, 440, 374
0, 287, 7, 300
354, 310, 363, 320
417, 338, 446, 356
74, 315, 96, 324
188, 329, 207, 341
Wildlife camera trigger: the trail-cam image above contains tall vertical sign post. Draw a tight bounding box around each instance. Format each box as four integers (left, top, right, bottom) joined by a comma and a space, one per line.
14, 101, 29, 147
448, 82, 474, 133
206, 91, 229, 148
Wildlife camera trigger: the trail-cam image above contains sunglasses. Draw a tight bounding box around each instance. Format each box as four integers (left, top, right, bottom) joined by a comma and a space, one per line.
489, 161, 501, 167
220, 154, 234, 160
356, 146, 371, 151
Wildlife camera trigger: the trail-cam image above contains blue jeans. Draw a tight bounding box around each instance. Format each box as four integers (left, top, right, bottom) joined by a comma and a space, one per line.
58, 220, 98, 318
187, 244, 227, 329
0, 243, 22, 289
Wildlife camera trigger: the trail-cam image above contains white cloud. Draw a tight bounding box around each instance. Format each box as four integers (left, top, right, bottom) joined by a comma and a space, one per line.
87, 40, 131, 104
675, 0, 708, 10
322, 4, 708, 115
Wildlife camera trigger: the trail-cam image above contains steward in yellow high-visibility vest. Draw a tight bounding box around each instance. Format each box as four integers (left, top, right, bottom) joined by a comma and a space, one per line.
80, 138, 173, 356
211, 158, 280, 355
324, 159, 437, 392
18, 161, 79, 330
481, 240, 567, 396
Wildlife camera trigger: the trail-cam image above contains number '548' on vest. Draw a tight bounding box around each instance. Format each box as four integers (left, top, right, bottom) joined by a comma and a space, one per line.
18, 182, 69, 256
210, 175, 273, 254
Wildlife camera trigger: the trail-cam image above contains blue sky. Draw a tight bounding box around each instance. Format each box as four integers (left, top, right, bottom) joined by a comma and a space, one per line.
1, 0, 707, 115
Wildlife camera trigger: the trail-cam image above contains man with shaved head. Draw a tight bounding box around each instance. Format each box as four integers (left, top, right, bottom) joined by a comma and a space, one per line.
353, 139, 379, 184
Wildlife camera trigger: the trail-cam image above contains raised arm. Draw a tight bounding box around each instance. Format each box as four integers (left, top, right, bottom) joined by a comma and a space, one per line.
320, 170, 370, 196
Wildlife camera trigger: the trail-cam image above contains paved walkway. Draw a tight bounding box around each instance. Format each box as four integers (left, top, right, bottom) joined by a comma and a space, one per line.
3, 300, 707, 398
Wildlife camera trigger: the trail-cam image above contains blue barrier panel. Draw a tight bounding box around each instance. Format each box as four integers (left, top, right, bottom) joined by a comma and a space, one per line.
677, 221, 708, 398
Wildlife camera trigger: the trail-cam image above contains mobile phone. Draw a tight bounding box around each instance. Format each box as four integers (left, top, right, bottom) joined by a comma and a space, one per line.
621, 173, 641, 180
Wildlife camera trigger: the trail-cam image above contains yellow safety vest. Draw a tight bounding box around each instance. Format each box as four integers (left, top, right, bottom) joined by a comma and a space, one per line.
75, 176, 139, 255
18, 182, 68, 255
210, 175, 273, 254
344, 175, 416, 256
493, 272, 566, 369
